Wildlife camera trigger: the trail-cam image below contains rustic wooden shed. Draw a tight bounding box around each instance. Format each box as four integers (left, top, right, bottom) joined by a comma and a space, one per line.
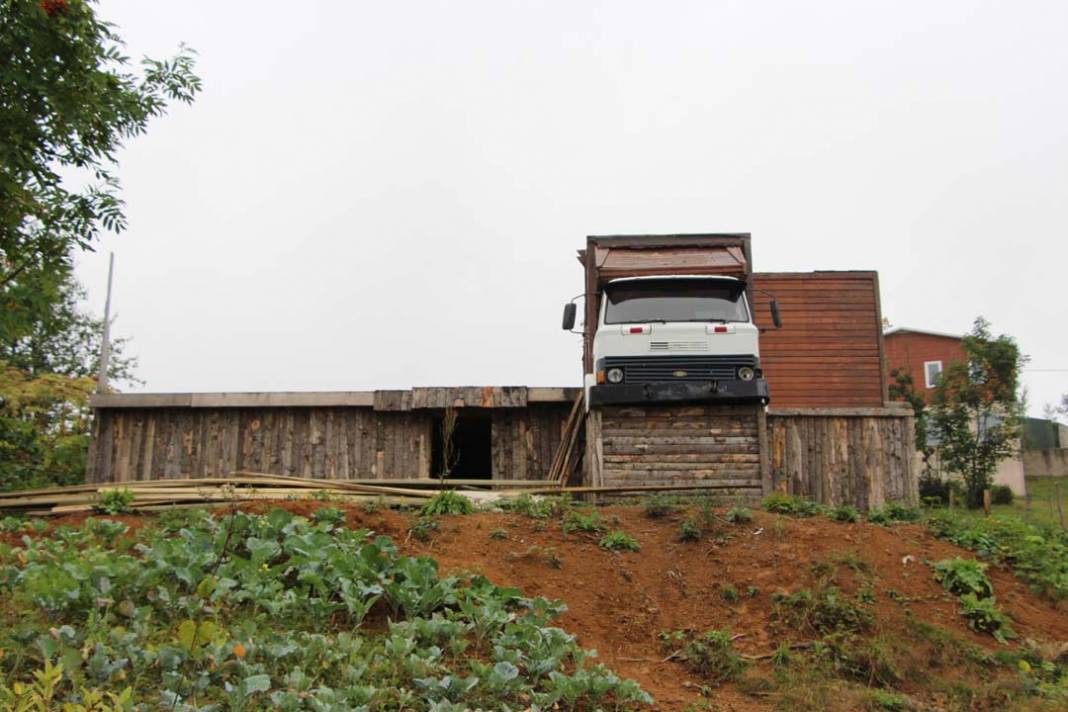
86, 388, 576, 484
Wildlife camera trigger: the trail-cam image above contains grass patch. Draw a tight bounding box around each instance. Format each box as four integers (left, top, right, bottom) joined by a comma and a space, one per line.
419, 489, 475, 515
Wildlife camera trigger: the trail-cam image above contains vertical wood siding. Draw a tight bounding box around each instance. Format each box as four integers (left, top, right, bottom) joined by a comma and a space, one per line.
767, 410, 917, 509
752, 272, 886, 408
87, 405, 570, 483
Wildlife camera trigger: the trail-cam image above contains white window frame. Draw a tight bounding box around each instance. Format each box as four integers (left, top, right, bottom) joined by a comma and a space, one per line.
924, 360, 943, 389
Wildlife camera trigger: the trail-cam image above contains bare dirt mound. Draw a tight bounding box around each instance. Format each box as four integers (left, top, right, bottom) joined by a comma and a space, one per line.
268, 501, 1068, 711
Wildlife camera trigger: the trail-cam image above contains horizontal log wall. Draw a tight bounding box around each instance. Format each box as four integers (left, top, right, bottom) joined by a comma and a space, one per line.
767, 408, 917, 509
587, 404, 767, 502
87, 405, 571, 484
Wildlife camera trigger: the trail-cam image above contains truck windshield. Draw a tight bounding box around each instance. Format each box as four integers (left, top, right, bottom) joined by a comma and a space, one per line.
604, 279, 749, 324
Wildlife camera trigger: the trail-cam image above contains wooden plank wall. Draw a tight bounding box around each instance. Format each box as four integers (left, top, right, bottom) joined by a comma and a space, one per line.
491, 405, 572, 481
587, 404, 766, 502
752, 272, 887, 408
87, 405, 570, 483
767, 408, 917, 509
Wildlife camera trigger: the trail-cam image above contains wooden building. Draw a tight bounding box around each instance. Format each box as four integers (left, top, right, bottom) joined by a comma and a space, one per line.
883, 327, 966, 402
87, 388, 577, 484
86, 241, 918, 508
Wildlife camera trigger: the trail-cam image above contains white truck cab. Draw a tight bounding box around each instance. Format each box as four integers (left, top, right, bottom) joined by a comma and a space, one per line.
571, 275, 773, 408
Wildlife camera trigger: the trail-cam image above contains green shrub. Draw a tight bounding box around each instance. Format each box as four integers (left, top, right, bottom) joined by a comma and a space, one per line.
830, 505, 860, 523
725, 507, 753, 524
643, 494, 674, 519
959, 593, 1016, 643
991, 485, 1014, 505
679, 629, 749, 684
761, 493, 823, 517
719, 583, 740, 603
933, 557, 994, 598
599, 530, 640, 552
867, 502, 922, 525
562, 509, 605, 535
489, 527, 508, 540
95, 487, 134, 515
679, 518, 702, 542
420, 490, 475, 516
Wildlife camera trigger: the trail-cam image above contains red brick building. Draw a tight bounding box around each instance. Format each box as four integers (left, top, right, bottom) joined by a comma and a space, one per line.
884, 327, 965, 402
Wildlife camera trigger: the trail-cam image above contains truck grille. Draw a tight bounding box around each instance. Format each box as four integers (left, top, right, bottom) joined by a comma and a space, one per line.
602, 355, 758, 384
649, 341, 708, 352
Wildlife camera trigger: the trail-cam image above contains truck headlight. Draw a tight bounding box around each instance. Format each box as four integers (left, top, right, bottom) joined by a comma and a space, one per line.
606, 368, 624, 384
737, 366, 755, 381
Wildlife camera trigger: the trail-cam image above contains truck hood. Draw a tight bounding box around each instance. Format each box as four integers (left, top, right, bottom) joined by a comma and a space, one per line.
592, 322, 761, 360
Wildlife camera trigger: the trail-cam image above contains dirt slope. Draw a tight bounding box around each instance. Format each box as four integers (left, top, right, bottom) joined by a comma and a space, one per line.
311, 503, 1068, 711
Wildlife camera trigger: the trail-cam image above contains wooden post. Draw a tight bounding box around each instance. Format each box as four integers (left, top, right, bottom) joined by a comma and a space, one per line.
983, 488, 992, 516
757, 407, 772, 496
948, 487, 954, 510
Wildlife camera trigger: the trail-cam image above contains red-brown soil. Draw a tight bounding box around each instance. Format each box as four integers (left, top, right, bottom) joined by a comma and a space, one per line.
256, 501, 1068, 711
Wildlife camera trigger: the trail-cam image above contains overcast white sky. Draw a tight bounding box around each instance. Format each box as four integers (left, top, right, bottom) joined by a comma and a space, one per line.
76, 0, 1066, 415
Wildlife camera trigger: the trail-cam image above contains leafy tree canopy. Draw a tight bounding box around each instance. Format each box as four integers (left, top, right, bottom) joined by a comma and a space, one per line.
931, 317, 1027, 507
0, 0, 200, 339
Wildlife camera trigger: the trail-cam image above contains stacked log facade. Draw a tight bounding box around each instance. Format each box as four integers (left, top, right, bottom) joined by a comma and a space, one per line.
585, 404, 768, 502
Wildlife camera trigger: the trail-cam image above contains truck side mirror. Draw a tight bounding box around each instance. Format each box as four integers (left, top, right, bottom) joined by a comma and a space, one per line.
770, 300, 782, 329
562, 302, 577, 331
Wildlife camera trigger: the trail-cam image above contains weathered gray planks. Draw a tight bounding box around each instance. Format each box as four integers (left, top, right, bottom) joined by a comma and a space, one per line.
87, 403, 572, 484
767, 408, 916, 509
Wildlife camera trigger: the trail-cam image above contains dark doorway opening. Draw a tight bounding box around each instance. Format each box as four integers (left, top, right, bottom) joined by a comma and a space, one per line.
431, 413, 492, 479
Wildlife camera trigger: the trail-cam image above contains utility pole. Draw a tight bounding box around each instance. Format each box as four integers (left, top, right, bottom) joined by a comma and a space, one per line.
96, 252, 115, 393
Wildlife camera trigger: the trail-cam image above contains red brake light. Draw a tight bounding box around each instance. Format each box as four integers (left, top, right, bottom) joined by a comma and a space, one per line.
714, 325, 728, 333
629, 326, 644, 334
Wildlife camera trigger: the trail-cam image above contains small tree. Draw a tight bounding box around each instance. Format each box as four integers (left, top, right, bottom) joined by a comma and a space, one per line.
931, 318, 1026, 508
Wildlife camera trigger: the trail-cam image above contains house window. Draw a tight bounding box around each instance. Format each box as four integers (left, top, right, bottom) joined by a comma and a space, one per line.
924, 361, 943, 389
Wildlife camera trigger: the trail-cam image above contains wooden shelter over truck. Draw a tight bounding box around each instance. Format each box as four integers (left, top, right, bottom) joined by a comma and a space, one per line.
86, 233, 916, 510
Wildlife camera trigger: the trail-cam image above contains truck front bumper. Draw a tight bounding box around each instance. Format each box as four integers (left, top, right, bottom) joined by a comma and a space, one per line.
589, 379, 769, 407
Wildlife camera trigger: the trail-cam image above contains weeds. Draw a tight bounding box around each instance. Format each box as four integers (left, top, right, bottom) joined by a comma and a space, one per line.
959, 593, 1016, 643
725, 507, 753, 524
643, 494, 675, 519
762, 493, 824, 517
420, 490, 475, 516
867, 503, 922, 525
408, 515, 440, 541
678, 629, 749, 685
562, 509, 606, 535
773, 586, 872, 636
489, 527, 508, 540
933, 557, 994, 598
927, 510, 1068, 599
362, 496, 385, 513
679, 518, 702, 542
831, 505, 860, 523
719, 583, 740, 603
599, 531, 640, 552
500, 493, 571, 519
95, 488, 134, 515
